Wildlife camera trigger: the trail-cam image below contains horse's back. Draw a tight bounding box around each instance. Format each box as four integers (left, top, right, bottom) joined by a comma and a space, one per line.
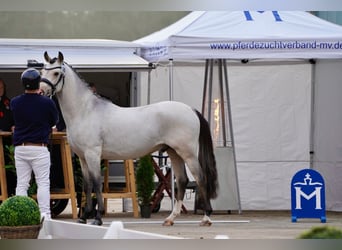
137, 101, 199, 130
143, 101, 200, 144
111, 101, 196, 122
143, 101, 195, 117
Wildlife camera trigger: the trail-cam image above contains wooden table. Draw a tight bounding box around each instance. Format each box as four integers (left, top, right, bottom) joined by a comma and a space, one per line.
49, 132, 77, 219
0, 131, 140, 219
0, 131, 11, 202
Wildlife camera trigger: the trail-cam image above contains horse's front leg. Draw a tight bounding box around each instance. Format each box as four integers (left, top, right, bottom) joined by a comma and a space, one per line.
92, 177, 105, 226
77, 177, 93, 224
81, 151, 104, 225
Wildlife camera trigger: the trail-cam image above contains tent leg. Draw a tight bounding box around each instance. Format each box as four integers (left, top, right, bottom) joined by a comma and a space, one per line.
147, 70, 151, 104
201, 59, 209, 114
168, 59, 175, 209
223, 60, 242, 213
207, 59, 214, 127
309, 60, 317, 169
218, 59, 227, 147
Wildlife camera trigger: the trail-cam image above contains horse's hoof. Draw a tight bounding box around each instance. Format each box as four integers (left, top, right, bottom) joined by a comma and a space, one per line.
77, 218, 87, 224
162, 220, 174, 226
92, 219, 103, 226
199, 220, 212, 227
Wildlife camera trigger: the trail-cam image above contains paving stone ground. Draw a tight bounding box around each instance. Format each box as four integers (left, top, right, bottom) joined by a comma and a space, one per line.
56, 198, 342, 239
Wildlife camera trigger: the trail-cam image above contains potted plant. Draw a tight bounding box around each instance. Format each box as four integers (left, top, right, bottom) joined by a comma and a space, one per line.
0, 195, 42, 239
4, 145, 17, 196
135, 155, 155, 218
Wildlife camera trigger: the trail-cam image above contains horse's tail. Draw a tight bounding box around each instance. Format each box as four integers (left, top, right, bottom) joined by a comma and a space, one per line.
194, 109, 219, 199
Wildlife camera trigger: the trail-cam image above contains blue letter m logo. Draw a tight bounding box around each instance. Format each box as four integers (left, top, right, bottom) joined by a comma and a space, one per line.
244, 11, 283, 22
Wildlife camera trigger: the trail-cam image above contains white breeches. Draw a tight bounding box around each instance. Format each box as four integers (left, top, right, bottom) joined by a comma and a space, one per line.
15, 145, 51, 219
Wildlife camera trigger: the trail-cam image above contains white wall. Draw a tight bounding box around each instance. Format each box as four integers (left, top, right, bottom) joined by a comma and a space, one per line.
313, 59, 342, 211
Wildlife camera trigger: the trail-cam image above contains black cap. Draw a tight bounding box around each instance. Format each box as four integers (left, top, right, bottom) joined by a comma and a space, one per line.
21, 68, 41, 90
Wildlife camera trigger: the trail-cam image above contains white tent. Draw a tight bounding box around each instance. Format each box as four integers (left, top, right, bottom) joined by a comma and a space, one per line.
0, 38, 153, 106
136, 11, 342, 60
0, 38, 150, 71
135, 11, 342, 211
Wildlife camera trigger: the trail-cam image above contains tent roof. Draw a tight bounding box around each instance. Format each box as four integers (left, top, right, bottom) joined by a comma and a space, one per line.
134, 11, 342, 61
0, 38, 152, 72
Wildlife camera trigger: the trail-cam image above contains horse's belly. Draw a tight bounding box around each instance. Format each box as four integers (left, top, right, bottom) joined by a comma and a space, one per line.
101, 144, 162, 160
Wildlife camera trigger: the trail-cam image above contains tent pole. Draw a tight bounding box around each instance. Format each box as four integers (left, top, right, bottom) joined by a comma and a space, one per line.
309, 59, 317, 169
202, 59, 209, 115
169, 59, 174, 101
208, 59, 214, 129
218, 59, 227, 147
147, 70, 151, 104
168, 58, 175, 209
223, 59, 242, 213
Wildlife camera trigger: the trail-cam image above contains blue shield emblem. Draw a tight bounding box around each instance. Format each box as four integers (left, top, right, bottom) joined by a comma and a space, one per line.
291, 169, 326, 223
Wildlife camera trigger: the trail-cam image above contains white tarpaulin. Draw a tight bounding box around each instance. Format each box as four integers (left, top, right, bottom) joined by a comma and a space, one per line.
135, 11, 342, 211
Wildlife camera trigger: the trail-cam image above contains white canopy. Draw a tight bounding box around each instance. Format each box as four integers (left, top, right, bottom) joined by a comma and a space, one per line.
0, 38, 151, 71
135, 11, 342, 61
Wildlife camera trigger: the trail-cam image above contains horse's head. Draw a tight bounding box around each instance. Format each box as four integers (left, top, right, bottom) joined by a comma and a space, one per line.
40, 51, 66, 97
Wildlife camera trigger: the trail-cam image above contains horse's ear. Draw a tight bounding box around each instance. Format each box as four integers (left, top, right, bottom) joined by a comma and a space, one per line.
58, 51, 64, 63
44, 51, 51, 62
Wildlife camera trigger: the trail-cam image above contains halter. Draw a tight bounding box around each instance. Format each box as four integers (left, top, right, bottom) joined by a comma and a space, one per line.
40, 64, 66, 96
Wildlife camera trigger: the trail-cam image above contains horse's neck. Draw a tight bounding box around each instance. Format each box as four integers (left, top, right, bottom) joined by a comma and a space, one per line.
57, 69, 95, 123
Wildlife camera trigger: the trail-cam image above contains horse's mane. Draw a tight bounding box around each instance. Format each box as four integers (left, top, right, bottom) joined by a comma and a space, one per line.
48, 56, 93, 91
62, 60, 112, 103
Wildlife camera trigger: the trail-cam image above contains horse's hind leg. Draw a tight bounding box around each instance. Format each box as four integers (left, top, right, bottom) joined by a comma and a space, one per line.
197, 188, 213, 226
84, 153, 105, 226
163, 149, 188, 226
184, 157, 213, 226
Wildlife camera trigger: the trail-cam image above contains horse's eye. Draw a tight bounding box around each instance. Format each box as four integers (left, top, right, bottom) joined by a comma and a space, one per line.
54, 72, 59, 77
